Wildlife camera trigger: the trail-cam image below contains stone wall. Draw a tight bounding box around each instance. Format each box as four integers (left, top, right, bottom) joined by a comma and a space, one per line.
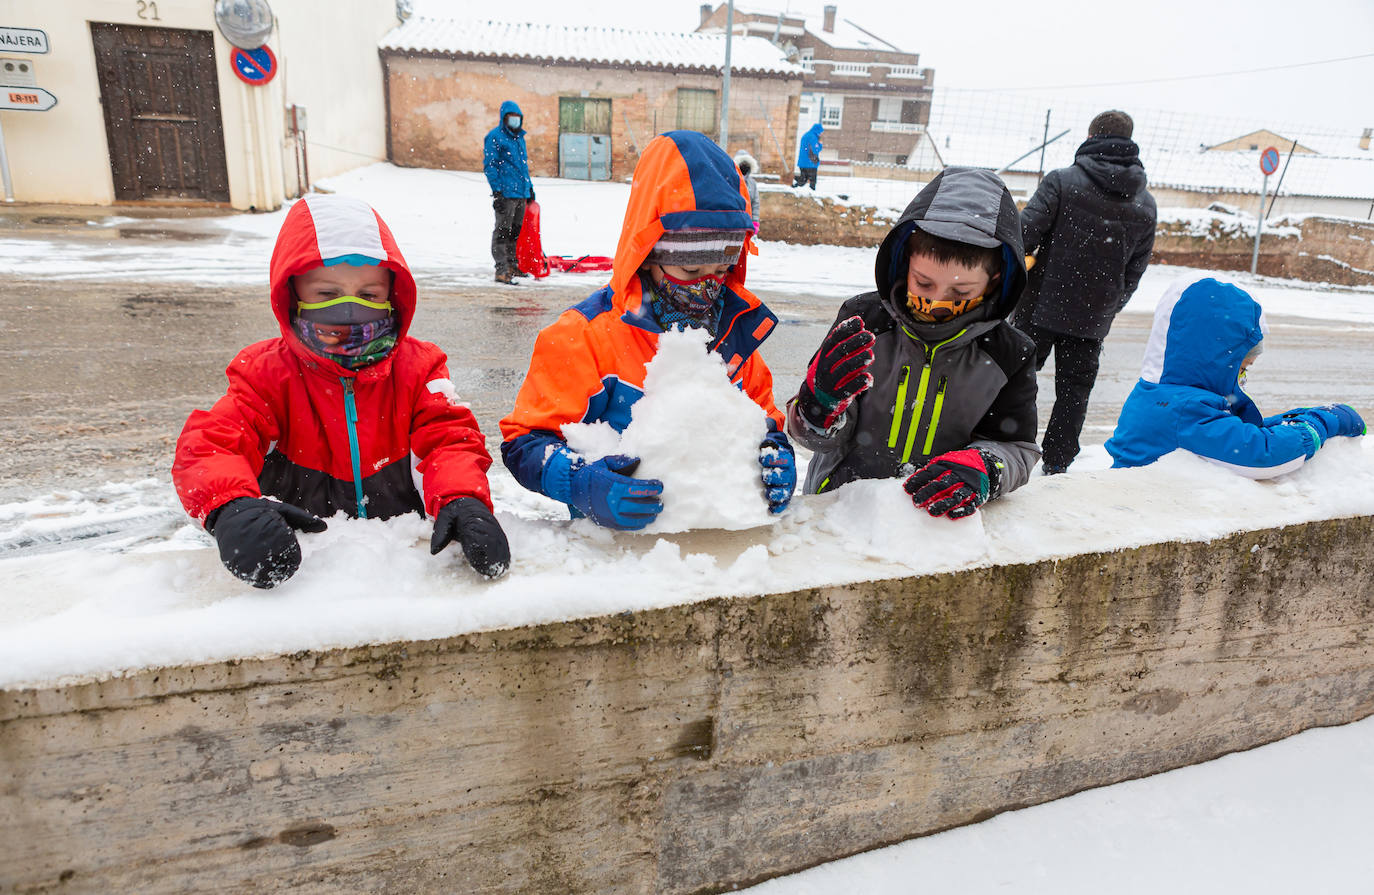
383, 55, 802, 181
4, 516, 1374, 893
759, 190, 1374, 286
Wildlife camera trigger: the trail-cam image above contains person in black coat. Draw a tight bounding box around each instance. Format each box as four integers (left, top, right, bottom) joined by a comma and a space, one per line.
1011, 109, 1157, 474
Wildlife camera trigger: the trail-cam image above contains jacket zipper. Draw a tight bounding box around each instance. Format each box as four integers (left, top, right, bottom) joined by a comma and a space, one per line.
896, 329, 966, 464
887, 365, 911, 449
922, 376, 950, 456
341, 377, 367, 519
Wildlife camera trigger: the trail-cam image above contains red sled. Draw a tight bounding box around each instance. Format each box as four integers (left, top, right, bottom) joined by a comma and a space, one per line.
546, 254, 614, 274
516, 200, 550, 278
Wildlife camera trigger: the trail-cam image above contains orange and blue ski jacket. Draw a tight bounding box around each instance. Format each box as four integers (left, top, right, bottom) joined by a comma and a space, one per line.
173, 194, 494, 524
499, 130, 786, 500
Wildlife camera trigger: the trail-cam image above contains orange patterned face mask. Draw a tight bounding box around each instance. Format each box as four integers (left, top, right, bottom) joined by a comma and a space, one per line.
906, 292, 984, 323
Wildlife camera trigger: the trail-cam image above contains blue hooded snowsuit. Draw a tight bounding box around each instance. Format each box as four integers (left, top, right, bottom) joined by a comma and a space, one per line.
796, 123, 824, 169
1105, 278, 1340, 478
483, 101, 533, 199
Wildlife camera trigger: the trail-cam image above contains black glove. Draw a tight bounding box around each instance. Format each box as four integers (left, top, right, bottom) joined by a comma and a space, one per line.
902, 448, 1004, 519
430, 497, 511, 579
207, 497, 327, 589
528, 189, 536, 202
797, 315, 876, 430
492, 190, 504, 199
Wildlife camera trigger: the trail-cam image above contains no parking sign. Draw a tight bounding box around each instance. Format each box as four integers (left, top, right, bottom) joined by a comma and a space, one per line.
231, 45, 277, 86
1259, 146, 1280, 176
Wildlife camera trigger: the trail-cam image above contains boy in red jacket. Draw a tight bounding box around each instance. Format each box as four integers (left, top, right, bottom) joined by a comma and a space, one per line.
173, 194, 508, 587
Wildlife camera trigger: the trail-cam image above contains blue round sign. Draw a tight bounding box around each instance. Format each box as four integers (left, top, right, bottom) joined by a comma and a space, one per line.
1259, 146, 1280, 176
231, 45, 277, 85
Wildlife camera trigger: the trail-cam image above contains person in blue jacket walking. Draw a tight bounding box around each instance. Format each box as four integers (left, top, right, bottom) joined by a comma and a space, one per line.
793, 123, 824, 189
1104, 277, 1365, 478
483, 100, 535, 285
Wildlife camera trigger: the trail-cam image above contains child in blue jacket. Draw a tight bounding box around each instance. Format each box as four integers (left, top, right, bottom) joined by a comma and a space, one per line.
1105, 277, 1364, 477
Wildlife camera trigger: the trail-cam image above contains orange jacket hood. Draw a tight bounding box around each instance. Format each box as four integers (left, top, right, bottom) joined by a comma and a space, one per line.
268, 194, 418, 367
609, 130, 758, 312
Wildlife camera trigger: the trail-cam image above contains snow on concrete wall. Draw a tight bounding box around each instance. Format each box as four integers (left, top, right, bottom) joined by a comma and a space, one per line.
4, 516, 1374, 893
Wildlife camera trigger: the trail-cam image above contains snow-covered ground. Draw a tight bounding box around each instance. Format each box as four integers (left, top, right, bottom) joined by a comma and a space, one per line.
739, 712, 1374, 894
4, 163, 1374, 891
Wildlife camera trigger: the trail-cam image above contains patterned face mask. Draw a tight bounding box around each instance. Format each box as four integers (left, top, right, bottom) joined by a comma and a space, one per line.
906, 292, 984, 323
655, 271, 725, 315
292, 315, 398, 369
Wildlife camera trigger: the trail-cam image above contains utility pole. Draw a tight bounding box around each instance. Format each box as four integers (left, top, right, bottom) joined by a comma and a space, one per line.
719, 0, 734, 151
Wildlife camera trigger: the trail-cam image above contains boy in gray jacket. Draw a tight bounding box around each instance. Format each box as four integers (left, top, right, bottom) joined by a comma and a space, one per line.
787, 167, 1041, 518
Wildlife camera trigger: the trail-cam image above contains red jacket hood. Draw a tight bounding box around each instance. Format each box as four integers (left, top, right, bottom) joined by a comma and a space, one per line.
610, 130, 759, 315
268, 194, 417, 370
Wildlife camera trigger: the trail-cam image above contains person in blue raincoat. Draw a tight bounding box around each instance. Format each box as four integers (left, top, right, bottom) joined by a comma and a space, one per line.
793, 123, 824, 190
483, 100, 535, 285
1104, 277, 1364, 477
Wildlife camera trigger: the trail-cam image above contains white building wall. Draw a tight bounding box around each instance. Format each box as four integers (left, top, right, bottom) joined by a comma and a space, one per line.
0, 0, 394, 210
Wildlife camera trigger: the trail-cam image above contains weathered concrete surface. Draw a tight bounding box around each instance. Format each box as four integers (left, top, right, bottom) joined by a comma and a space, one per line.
4, 517, 1374, 894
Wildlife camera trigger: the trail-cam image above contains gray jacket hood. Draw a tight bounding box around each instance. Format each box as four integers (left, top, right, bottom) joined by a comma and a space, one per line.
873, 167, 1027, 338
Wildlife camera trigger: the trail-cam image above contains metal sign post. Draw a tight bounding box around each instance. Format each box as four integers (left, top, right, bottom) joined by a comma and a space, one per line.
1251, 146, 1280, 275
0, 115, 13, 202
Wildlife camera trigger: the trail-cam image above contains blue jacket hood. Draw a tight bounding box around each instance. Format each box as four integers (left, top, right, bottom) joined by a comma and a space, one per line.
1141, 278, 1266, 397
807, 123, 824, 136
499, 101, 524, 127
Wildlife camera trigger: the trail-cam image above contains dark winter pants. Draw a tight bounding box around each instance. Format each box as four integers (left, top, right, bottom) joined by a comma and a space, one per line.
491, 196, 527, 274
793, 167, 818, 189
1025, 324, 1103, 470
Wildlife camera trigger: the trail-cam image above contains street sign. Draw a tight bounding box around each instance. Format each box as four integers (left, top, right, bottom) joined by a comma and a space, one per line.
1260, 146, 1280, 176
230, 45, 277, 85
0, 27, 49, 54
0, 86, 56, 111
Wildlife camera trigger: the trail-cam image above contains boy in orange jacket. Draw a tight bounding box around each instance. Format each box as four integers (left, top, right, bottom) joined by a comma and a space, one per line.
499, 131, 795, 529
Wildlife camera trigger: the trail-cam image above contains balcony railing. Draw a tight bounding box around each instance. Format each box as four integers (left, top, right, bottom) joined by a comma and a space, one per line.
828, 61, 871, 77
870, 121, 925, 134
887, 65, 925, 79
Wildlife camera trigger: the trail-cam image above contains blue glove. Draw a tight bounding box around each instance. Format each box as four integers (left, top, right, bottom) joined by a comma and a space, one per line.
759, 433, 797, 514
1324, 404, 1366, 437
542, 446, 664, 530
1282, 404, 1366, 449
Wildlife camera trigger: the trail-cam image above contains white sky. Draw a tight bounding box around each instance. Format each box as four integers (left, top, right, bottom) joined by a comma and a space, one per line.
412, 0, 1374, 134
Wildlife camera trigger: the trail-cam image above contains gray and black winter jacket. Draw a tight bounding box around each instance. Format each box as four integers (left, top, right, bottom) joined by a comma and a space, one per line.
788, 167, 1041, 495
1012, 135, 1157, 340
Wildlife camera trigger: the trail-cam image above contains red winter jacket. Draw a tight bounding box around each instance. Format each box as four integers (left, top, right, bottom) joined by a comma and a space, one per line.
173, 195, 493, 524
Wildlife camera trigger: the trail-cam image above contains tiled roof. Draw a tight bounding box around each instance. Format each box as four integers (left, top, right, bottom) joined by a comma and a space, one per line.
380, 16, 805, 76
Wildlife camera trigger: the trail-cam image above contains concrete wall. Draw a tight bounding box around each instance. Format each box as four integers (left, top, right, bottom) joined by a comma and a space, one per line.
4, 516, 1374, 893
0, 0, 392, 210
383, 55, 802, 180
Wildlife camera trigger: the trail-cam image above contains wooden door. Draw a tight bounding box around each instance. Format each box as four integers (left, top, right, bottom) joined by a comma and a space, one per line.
91, 23, 230, 202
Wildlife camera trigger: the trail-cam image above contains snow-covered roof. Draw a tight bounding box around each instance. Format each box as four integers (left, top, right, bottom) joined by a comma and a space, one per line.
812, 17, 905, 54
380, 16, 804, 76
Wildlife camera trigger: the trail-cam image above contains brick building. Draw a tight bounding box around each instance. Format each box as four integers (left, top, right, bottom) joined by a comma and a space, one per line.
697, 4, 934, 168
379, 17, 804, 182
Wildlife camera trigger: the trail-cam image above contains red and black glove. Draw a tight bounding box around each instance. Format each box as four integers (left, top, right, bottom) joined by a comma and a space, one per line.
796, 315, 876, 430
903, 448, 1004, 519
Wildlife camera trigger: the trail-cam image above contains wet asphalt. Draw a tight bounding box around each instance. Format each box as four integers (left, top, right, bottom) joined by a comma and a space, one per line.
2, 205, 1372, 500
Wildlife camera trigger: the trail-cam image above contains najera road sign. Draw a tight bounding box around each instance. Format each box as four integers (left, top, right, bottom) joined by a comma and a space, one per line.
0, 86, 56, 111
0, 27, 49, 54
1260, 146, 1280, 176
230, 45, 277, 85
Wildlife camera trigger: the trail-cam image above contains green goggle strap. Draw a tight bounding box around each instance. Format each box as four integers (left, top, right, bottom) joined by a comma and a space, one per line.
296, 295, 393, 312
